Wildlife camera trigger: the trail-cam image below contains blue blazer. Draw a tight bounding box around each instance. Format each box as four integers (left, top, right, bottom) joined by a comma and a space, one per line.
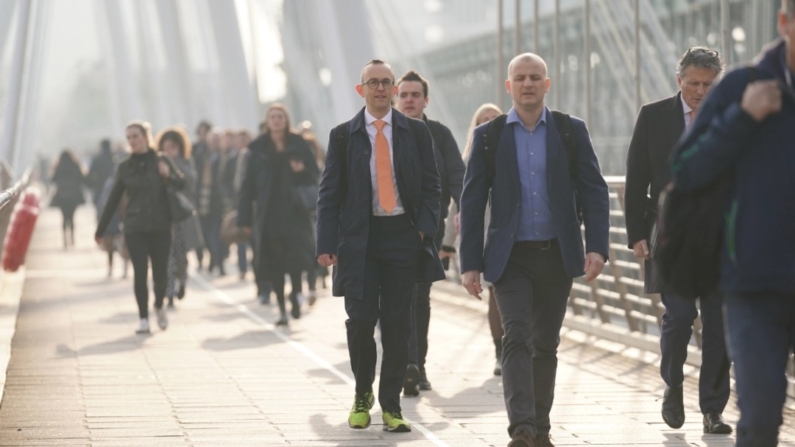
316, 107, 445, 300
459, 108, 610, 283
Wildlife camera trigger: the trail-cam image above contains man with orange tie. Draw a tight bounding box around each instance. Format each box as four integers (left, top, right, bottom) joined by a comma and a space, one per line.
624, 47, 732, 434
316, 59, 444, 433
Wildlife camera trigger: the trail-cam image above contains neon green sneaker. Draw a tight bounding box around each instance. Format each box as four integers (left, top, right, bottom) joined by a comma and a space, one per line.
382, 411, 411, 432
348, 391, 374, 429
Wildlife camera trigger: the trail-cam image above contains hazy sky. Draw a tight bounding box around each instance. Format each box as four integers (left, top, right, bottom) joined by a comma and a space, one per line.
1, 0, 285, 156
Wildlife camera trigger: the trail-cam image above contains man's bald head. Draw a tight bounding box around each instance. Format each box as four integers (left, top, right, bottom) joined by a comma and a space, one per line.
507, 53, 548, 80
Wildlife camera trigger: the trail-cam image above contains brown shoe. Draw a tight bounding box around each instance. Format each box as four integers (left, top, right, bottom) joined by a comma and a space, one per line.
535, 434, 555, 446
507, 429, 535, 447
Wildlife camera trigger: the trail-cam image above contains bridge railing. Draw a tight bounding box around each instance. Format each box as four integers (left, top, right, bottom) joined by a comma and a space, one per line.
0, 164, 33, 257
446, 175, 795, 399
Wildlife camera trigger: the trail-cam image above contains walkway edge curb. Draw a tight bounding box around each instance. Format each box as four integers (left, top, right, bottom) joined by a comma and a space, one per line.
0, 266, 25, 406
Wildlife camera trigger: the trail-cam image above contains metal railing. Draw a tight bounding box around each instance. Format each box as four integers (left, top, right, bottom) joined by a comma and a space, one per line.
0, 165, 35, 256
0, 166, 33, 212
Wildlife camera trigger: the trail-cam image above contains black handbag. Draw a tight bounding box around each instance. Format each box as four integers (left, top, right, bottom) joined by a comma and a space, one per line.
167, 186, 194, 223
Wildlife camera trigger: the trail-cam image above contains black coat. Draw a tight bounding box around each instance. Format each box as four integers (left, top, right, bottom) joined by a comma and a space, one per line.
624, 93, 686, 294
96, 150, 185, 237
423, 115, 465, 223
316, 107, 445, 300
237, 133, 319, 273
50, 161, 86, 210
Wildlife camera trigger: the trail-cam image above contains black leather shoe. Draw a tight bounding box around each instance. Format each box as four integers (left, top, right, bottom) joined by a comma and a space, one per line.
507, 429, 535, 447
703, 412, 732, 434
662, 386, 685, 429
403, 364, 420, 397
534, 434, 554, 446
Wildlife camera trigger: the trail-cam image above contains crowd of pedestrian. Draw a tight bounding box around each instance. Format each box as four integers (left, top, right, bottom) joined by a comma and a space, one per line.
38, 2, 793, 446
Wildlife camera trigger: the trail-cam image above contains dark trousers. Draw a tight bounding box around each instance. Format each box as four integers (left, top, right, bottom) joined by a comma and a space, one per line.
407, 281, 431, 371
259, 235, 301, 316
199, 215, 222, 270
60, 204, 77, 231
125, 231, 171, 319
493, 241, 572, 437
659, 293, 730, 414
237, 242, 248, 274
724, 293, 795, 447
408, 225, 443, 371
345, 214, 419, 412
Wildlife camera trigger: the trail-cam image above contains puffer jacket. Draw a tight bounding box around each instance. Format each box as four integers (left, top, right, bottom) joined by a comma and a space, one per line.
95, 149, 185, 236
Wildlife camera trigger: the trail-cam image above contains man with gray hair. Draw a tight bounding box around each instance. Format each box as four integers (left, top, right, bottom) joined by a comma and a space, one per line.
624, 46, 732, 434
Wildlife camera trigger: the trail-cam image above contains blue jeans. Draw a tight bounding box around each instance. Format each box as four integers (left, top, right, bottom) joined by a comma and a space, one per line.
724, 293, 795, 447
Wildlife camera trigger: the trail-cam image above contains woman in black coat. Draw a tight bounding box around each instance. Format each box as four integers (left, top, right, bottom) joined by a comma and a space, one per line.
50, 150, 86, 249
95, 121, 185, 335
238, 104, 319, 325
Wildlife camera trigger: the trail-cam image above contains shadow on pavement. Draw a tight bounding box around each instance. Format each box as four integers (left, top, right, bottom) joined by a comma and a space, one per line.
200, 330, 281, 352
55, 334, 150, 357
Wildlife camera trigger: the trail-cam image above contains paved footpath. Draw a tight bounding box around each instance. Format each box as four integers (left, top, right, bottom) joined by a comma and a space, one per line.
0, 207, 793, 446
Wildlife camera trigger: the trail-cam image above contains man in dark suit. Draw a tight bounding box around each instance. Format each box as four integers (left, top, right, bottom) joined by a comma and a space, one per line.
395, 70, 465, 395
460, 53, 610, 447
316, 59, 444, 433
624, 47, 731, 435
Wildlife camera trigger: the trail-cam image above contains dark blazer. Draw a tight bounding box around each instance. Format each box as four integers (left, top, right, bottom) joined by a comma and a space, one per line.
624, 93, 685, 293
423, 116, 465, 222
316, 107, 445, 300
459, 108, 610, 283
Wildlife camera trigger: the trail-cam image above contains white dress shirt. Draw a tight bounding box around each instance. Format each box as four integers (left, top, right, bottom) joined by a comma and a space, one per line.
364, 108, 404, 216
682, 98, 694, 129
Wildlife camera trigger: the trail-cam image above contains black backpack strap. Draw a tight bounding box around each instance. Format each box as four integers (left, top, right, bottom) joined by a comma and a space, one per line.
483, 114, 508, 186
551, 110, 584, 223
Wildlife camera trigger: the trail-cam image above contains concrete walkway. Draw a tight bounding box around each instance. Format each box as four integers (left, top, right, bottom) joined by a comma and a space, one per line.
0, 207, 793, 446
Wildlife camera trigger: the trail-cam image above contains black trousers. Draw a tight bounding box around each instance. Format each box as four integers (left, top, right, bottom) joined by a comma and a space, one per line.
345, 214, 420, 413
493, 241, 573, 438
407, 223, 443, 372
660, 293, 730, 414
258, 234, 301, 316
125, 231, 171, 319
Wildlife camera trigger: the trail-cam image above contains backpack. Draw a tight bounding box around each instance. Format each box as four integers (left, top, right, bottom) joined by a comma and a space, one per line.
652, 67, 758, 298
483, 111, 584, 223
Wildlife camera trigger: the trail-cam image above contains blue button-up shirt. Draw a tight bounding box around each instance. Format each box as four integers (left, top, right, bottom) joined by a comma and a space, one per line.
508, 107, 556, 241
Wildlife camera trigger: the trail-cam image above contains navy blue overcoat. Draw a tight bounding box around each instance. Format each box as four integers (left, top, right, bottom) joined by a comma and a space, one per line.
459, 108, 610, 283
316, 107, 445, 300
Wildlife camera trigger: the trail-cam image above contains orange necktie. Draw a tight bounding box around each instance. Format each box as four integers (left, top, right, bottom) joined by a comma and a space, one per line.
687, 110, 695, 129
374, 120, 396, 213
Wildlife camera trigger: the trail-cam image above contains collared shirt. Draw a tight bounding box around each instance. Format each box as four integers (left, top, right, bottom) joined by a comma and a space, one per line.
364, 108, 404, 216
508, 107, 555, 241
783, 49, 793, 89
682, 97, 694, 129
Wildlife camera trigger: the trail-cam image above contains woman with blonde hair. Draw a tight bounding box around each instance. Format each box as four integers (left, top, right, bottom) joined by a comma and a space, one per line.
96, 121, 185, 334
157, 126, 203, 308
441, 103, 505, 375
238, 104, 319, 325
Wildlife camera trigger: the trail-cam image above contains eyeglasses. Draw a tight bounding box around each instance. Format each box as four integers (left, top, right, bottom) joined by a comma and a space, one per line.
363, 78, 395, 89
